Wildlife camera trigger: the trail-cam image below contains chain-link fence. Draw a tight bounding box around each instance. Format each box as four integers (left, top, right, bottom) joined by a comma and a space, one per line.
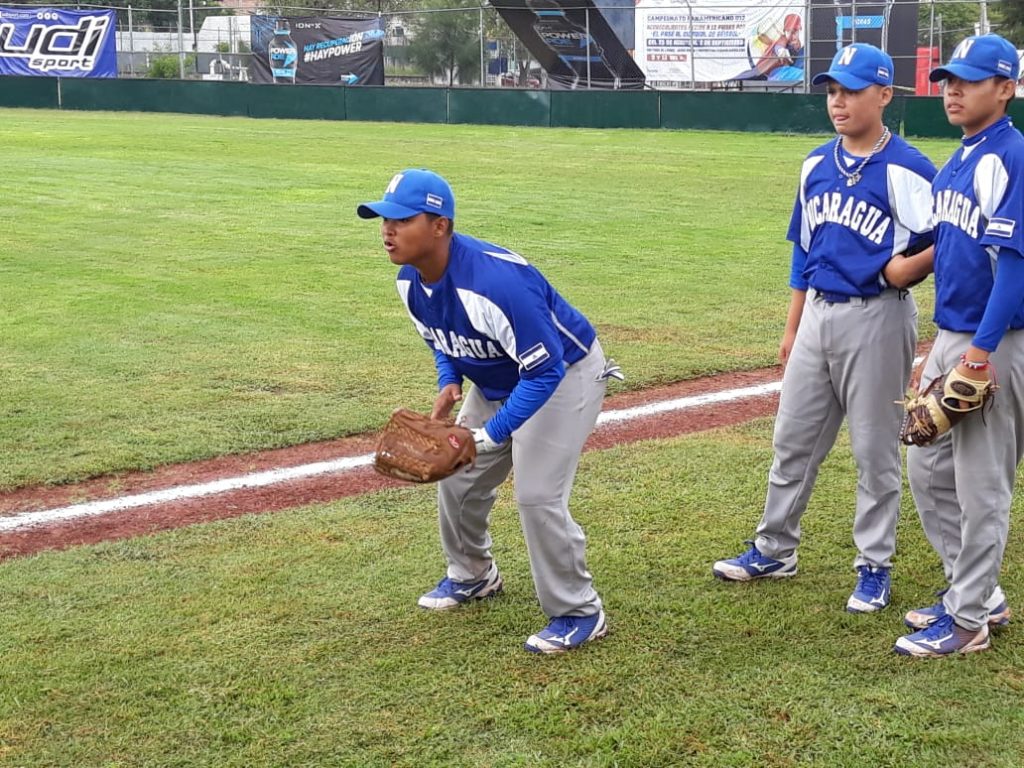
9, 0, 1016, 88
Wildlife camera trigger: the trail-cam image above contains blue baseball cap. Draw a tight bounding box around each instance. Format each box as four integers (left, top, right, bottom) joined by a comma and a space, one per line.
357, 169, 455, 220
929, 34, 1020, 82
811, 43, 894, 89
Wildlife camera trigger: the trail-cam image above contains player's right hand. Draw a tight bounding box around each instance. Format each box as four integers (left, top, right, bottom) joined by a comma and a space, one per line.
779, 331, 797, 367
430, 384, 463, 421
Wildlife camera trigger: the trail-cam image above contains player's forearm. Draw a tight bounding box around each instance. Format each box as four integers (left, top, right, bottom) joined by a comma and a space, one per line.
883, 245, 934, 288
784, 289, 807, 337
972, 249, 1024, 353
432, 348, 462, 390
485, 363, 564, 443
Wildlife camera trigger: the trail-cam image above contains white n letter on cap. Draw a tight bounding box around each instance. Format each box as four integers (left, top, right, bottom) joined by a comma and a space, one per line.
838, 47, 857, 66
385, 173, 404, 195
953, 39, 974, 60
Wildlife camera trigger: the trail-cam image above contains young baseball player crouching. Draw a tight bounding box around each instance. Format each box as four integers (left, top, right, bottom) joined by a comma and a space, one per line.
358, 169, 621, 654
895, 35, 1024, 657
712, 44, 937, 613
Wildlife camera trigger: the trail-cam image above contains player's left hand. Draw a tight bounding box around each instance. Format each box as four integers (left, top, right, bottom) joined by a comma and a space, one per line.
431, 384, 463, 421
471, 427, 505, 454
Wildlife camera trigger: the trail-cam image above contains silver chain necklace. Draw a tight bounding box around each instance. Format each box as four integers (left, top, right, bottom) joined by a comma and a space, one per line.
834, 126, 890, 187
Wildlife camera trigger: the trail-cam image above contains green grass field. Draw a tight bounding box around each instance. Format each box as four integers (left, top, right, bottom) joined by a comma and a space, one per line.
5, 109, 1021, 767
1, 109, 955, 491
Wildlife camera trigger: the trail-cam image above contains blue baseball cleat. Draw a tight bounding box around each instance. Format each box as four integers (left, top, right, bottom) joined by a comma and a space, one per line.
846, 565, 891, 613
524, 610, 608, 654
712, 541, 797, 581
417, 563, 503, 610
904, 586, 1011, 629
894, 613, 990, 657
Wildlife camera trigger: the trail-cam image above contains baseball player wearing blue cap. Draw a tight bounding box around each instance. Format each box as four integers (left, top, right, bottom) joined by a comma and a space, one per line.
895, 34, 1024, 657
713, 43, 937, 612
358, 169, 622, 654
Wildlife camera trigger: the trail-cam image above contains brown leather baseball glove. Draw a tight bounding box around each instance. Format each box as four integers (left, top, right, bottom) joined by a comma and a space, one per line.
373, 408, 476, 483
899, 368, 996, 447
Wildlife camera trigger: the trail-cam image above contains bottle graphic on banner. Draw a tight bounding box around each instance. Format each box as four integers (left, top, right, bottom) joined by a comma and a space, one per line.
269, 18, 297, 83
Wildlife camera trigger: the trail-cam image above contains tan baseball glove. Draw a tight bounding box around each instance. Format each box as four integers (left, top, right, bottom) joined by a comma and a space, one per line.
899, 368, 996, 447
373, 408, 476, 483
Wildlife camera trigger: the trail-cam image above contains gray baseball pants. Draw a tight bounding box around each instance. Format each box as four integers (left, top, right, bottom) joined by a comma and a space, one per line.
907, 329, 1024, 630
755, 289, 917, 568
436, 340, 607, 618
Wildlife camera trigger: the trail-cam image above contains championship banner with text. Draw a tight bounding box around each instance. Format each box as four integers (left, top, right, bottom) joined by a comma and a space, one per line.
491, 0, 645, 90
635, 0, 804, 88
0, 7, 116, 78
249, 15, 384, 86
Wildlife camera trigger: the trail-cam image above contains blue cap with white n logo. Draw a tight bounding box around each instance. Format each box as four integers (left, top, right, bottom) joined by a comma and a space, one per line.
357, 169, 456, 220
811, 43, 894, 89
929, 34, 1020, 82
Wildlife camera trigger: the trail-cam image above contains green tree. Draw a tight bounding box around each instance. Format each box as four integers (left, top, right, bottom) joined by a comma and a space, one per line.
917, 1, 980, 56
406, 1, 483, 86
994, 0, 1024, 44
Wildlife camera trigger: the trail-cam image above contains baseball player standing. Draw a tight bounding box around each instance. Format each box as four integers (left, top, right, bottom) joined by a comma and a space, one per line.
358, 169, 620, 654
895, 35, 1024, 657
712, 44, 936, 612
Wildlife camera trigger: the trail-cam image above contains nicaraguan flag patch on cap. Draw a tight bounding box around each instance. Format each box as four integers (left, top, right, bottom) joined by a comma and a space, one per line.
426, 193, 443, 208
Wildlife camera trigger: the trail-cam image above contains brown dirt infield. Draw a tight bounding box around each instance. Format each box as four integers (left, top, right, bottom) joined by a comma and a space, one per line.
0, 366, 789, 560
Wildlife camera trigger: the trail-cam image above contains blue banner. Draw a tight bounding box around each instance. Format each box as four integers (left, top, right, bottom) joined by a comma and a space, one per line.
0, 7, 117, 78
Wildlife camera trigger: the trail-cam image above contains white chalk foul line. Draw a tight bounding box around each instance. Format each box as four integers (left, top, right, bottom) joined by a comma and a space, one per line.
0, 380, 783, 534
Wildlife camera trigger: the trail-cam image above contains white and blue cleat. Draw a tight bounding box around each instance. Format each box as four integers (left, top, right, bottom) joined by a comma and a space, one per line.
712, 542, 797, 581
904, 585, 1011, 629
894, 613, 990, 657
524, 610, 608, 654
417, 563, 503, 610
846, 565, 891, 613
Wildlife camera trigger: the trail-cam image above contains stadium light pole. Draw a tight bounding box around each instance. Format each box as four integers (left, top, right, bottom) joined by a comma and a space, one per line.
177, 0, 185, 78
189, 0, 198, 74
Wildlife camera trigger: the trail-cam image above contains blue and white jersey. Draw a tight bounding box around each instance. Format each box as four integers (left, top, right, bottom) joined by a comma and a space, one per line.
396, 232, 596, 401
931, 116, 1024, 332
787, 134, 937, 297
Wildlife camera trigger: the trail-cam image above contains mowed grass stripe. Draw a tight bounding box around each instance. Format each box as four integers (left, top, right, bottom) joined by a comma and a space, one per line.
0, 423, 1022, 766
0, 109, 957, 490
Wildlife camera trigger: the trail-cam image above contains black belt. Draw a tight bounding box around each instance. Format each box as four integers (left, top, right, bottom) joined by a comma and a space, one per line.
813, 288, 906, 304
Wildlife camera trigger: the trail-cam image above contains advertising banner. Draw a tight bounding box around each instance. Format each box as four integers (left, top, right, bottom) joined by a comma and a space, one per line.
0, 7, 116, 78
635, 0, 804, 88
249, 15, 384, 86
491, 0, 645, 89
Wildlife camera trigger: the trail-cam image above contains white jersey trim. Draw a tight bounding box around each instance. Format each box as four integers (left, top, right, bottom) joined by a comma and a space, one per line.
552, 312, 589, 354
974, 152, 1010, 221
482, 249, 529, 266
455, 287, 519, 361
396, 279, 435, 344
887, 163, 935, 255
798, 155, 826, 252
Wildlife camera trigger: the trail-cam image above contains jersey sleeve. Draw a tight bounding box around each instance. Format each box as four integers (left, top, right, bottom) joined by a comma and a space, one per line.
785, 179, 808, 251
972, 247, 1024, 351
456, 277, 565, 380
977, 151, 1024, 255
887, 162, 937, 255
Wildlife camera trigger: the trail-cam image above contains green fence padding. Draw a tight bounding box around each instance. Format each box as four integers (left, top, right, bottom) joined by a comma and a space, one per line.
345, 86, 447, 123
903, 96, 961, 139
550, 90, 659, 129
61, 79, 251, 116
660, 92, 836, 133
246, 83, 346, 121
0, 76, 59, 108
449, 88, 550, 127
